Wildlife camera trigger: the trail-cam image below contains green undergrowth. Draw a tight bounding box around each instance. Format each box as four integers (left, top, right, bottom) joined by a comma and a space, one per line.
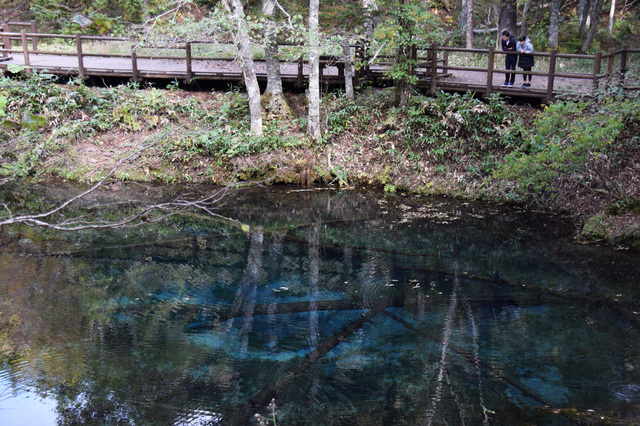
1, 70, 639, 247
321, 84, 640, 247
0, 72, 305, 179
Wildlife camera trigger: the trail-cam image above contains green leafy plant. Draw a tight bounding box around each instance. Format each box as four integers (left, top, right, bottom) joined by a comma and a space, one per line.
494, 84, 640, 195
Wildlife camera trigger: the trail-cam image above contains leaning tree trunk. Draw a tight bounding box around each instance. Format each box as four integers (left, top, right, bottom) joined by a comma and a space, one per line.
261, 0, 290, 115
307, 0, 321, 140
548, 0, 563, 49
223, 0, 263, 135
581, 0, 604, 52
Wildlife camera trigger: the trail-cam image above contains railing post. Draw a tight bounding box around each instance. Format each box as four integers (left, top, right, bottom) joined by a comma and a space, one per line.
363, 39, 371, 78
606, 48, 615, 81
486, 46, 494, 93
30, 19, 37, 52
410, 44, 417, 82
2, 23, 10, 58
353, 43, 361, 87
442, 50, 449, 74
76, 33, 85, 79
21, 29, 30, 67
619, 44, 628, 86
429, 43, 437, 95
297, 55, 303, 88
131, 47, 140, 82
592, 51, 602, 94
546, 49, 557, 104
185, 41, 192, 83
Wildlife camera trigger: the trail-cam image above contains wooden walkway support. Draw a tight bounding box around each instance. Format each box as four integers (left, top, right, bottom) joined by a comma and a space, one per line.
0, 29, 638, 102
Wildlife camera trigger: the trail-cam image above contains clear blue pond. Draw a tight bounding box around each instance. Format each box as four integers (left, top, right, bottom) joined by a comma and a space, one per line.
1, 184, 639, 425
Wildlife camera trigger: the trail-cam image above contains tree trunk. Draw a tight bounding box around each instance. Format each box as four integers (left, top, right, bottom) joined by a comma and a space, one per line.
499, 0, 517, 39
520, 0, 531, 38
393, 44, 412, 106
548, 0, 563, 49
578, 0, 591, 36
581, 0, 604, 52
493, 0, 500, 46
261, 0, 290, 115
342, 39, 355, 100
460, 0, 468, 38
466, 0, 474, 48
223, 0, 263, 135
609, 0, 616, 34
237, 228, 263, 356
307, 0, 321, 140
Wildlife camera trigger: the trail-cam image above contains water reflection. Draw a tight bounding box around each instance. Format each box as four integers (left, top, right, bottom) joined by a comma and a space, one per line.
0, 184, 639, 425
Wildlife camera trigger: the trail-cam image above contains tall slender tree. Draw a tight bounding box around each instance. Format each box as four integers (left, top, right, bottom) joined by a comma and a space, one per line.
460, 0, 474, 48
519, 0, 532, 38
608, 0, 616, 34
307, 0, 321, 140
581, 0, 604, 51
578, 0, 591, 36
548, 0, 563, 49
498, 0, 517, 37
466, 0, 474, 48
221, 0, 264, 135
261, 0, 290, 115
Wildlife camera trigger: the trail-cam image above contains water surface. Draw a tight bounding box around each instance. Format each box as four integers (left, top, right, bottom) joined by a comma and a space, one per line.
1, 184, 639, 425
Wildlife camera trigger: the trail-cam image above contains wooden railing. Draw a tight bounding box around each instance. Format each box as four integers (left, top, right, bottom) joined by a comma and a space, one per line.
1, 26, 638, 101
445, 45, 635, 101
0, 30, 359, 85
1, 20, 37, 58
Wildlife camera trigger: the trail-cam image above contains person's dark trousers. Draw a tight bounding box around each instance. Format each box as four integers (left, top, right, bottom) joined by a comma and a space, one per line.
504, 55, 517, 85
522, 67, 532, 82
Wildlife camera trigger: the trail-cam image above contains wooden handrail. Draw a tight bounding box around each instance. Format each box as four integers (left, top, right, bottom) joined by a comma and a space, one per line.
2, 29, 637, 100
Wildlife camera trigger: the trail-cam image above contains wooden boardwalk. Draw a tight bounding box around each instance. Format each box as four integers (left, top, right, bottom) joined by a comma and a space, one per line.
1, 28, 638, 102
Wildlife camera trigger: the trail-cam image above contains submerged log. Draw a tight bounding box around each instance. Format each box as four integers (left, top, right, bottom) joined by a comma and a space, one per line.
229, 302, 389, 425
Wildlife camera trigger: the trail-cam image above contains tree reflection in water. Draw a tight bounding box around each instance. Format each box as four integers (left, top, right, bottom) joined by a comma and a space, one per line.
1, 185, 640, 425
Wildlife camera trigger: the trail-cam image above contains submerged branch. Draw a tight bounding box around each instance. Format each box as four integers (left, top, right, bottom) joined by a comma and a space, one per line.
230, 302, 389, 425
0, 129, 243, 231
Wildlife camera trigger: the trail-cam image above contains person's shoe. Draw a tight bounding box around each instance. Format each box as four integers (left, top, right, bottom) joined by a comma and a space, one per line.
507, 83, 514, 87
502, 82, 509, 87
523, 83, 531, 87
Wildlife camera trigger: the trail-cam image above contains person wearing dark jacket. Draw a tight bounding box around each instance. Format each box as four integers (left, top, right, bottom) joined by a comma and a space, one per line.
516, 35, 535, 87
501, 30, 517, 87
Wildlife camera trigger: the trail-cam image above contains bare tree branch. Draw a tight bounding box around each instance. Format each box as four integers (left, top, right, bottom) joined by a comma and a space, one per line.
143, 0, 193, 30
0, 128, 245, 231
